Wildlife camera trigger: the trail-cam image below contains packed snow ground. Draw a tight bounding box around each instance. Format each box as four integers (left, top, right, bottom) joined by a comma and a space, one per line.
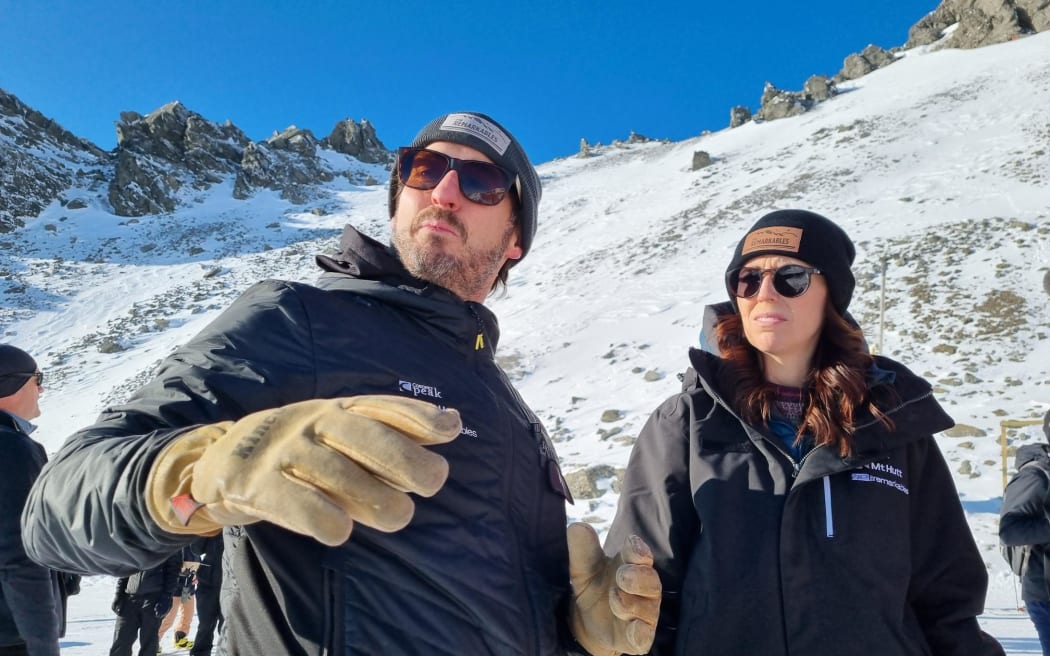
2, 31, 1048, 654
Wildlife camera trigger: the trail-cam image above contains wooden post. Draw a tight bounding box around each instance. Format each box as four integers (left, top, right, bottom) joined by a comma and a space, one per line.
1001, 419, 1045, 489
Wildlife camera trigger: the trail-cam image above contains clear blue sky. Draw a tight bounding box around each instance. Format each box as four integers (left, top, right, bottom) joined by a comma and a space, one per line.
0, 0, 938, 164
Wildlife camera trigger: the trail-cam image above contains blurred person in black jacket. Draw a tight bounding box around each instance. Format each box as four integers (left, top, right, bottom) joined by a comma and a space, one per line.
109, 553, 181, 656
1000, 408, 1050, 656
0, 345, 61, 656
188, 536, 223, 656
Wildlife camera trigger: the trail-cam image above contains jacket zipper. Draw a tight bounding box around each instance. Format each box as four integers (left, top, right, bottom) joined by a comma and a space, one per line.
461, 312, 541, 655
701, 378, 851, 545
822, 476, 834, 538
467, 304, 486, 352
776, 445, 836, 538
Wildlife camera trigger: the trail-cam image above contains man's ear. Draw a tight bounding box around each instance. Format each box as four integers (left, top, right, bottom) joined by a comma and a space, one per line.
504, 224, 524, 261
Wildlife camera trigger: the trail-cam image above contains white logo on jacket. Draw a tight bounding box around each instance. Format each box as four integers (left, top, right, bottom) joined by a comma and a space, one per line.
851, 462, 909, 494
398, 379, 443, 399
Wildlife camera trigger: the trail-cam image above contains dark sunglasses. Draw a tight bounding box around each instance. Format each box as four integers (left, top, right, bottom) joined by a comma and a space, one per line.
727, 265, 823, 299
1, 371, 43, 386
398, 147, 516, 206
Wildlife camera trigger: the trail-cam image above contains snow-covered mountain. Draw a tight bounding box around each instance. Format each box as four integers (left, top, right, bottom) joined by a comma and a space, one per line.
2, 28, 1049, 655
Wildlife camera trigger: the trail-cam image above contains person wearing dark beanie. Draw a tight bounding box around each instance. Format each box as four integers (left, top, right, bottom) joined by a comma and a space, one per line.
0, 345, 39, 400
0, 345, 63, 656
603, 210, 1004, 655
724, 208, 856, 315
20, 112, 660, 656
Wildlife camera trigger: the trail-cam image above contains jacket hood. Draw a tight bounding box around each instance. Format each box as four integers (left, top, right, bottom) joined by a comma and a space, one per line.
1015, 443, 1050, 469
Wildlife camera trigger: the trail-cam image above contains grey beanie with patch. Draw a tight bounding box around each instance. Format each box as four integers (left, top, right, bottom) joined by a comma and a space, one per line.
388, 112, 542, 261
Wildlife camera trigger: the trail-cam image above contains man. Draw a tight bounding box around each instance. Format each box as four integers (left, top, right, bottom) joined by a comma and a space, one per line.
1000, 408, 1050, 656
109, 552, 180, 656
22, 112, 658, 655
187, 535, 223, 656
0, 345, 61, 656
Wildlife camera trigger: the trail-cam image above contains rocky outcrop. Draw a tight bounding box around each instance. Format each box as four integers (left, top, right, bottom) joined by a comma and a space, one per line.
234, 127, 336, 203
835, 45, 896, 81
577, 138, 593, 158
1, 88, 394, 227
729, 105, 752, 128
109, 149, 181, 215
803, 75, 836, 101
724, 0, 1047, 131
322, 118, 392, 164
907, 0, 1050, 50
754, 82, 811, 122
0, 88, 107, 232
691, 150, 713, 170
109, 102, 252, 215
108, 103, 391, 216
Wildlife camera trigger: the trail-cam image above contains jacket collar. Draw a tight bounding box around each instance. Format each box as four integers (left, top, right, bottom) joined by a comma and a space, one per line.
313, 225, 501, 353
0, 408, 35, 435
686, 349, 953, 458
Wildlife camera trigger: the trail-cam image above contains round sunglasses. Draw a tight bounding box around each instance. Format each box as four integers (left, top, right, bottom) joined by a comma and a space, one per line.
726, 264, 823, 299
397, 147, 517, 206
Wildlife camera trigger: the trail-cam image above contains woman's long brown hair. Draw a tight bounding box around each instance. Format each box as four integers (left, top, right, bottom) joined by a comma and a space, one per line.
715, 300, 895, 456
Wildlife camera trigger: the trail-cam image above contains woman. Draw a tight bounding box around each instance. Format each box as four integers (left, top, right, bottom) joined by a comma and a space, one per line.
604, 209, 1003, 655
156, 552, 198, 651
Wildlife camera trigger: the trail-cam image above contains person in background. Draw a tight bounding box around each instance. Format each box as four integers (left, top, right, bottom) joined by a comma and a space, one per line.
186, 535, 223, 656
21, 112, 658, 656
109, 552, 181, 656
157, 548, 199, 651
0, 345, 61, 656
603, 209, 1004, 655
999, 408, 1050, 656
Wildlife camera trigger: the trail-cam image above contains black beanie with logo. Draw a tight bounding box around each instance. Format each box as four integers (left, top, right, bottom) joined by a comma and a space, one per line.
0, 344, 38, 398
725, 209, 856, 315
387, 111, 542, 262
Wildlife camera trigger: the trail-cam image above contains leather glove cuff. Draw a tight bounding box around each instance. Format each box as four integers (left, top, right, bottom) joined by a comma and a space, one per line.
145, 424, 231, 535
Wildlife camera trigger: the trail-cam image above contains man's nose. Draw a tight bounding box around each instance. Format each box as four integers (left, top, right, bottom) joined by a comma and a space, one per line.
429, 170, 463, 210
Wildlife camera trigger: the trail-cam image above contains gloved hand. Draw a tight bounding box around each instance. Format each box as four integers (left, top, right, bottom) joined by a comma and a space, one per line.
153, 595, 173, 618
146, 395, 461, 546
567, 522, 662, 656
111, 592, 128, 616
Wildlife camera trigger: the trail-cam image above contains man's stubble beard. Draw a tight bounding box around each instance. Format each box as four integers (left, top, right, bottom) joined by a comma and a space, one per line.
393, 206, 514, 301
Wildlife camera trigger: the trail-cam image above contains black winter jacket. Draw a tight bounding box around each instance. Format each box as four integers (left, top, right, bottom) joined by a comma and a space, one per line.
22, 226, 573, 655
0, 410, 61, 654
116, 552, 182, 599
605, 348, 1003, 656
999, 443, 1050, 601
189, 535, 223, 588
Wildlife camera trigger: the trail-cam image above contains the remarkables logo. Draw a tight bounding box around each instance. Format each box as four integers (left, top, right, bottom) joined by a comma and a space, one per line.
399, 379, 443, 399
741, 227, 803, 255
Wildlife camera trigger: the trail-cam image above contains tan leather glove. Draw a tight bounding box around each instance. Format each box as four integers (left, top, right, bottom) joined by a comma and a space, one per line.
146, 395, 461, 546
567, 522, 662, 656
